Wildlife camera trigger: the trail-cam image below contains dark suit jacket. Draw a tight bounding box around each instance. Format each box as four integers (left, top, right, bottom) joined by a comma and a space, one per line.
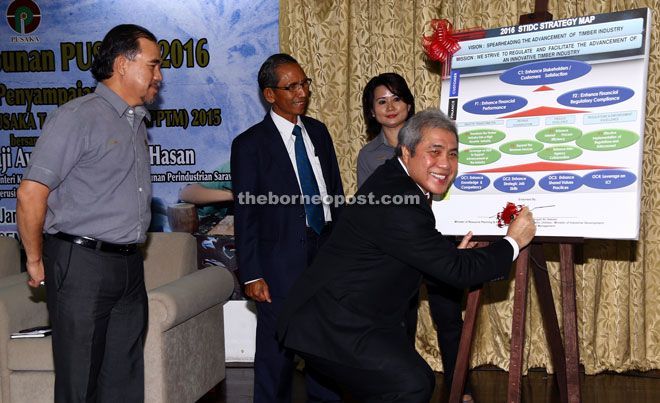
231, 113, 344, 298
277, 157, 514, 369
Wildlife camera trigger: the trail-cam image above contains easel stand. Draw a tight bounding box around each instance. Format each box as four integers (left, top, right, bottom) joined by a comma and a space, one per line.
449, 239, 583, 403
448, 2, 564, 401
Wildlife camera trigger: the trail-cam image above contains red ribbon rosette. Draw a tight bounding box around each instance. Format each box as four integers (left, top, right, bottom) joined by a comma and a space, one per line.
422, 19, 461, 63
422, 19, 486, 79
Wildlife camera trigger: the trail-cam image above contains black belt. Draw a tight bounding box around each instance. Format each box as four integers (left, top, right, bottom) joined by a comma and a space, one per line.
52, 232, 140, 256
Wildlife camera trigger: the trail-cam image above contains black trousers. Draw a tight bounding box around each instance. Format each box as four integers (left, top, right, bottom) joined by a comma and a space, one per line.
299, 350, 435, 403
43, 236, 148, 403
406, 282, 468, 392
253, 225, 342, 403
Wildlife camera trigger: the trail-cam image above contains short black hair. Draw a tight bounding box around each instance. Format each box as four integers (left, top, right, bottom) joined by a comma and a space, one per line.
257, 53, 299, 90
362, 73, 415, 140
91, 24, 158, 82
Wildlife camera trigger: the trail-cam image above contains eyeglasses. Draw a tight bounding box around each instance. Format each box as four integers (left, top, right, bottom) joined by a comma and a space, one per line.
270, 78, 312, 92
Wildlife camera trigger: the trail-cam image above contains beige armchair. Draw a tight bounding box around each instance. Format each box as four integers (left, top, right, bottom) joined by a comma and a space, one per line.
0, 232, 234, 403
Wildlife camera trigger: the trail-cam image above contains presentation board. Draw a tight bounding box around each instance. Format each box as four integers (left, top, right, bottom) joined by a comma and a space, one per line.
435, 8, 651, 240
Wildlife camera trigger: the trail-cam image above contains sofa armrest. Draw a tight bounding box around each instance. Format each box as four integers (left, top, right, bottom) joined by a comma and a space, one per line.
0, 282, 49, 336
147, 266, 234, 332
0, 237, 20, 278
0, 272, 28, 290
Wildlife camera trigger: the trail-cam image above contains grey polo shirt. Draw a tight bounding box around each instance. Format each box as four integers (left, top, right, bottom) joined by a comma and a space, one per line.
356, 131, 395, 188
23, 82, 152, 244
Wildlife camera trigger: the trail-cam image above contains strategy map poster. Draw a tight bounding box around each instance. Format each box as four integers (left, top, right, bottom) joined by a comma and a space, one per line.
436, 8, 651, 240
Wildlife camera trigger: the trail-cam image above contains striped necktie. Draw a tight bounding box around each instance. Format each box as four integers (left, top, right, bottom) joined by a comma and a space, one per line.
292, 124, 324, 234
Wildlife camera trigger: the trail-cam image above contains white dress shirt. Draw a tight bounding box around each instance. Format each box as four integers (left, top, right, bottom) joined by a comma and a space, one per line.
270, 109, 332, 223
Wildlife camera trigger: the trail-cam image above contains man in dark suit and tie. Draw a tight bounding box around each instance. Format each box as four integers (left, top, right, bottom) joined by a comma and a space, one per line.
231, 53, 345, 402
277, 108, 537, 402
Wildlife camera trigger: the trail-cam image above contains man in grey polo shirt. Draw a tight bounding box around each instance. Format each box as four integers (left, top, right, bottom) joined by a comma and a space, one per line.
16, 24, 161, 403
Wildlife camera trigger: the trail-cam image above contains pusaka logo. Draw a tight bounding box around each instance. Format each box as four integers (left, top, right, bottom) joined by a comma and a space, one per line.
6, 0, 41, 43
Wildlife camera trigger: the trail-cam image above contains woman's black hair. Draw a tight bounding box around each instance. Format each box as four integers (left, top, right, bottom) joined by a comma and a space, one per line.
361, 73, 415, 140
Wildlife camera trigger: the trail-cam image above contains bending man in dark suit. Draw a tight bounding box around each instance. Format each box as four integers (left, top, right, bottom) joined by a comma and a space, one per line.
231, 53, 345, 402
277, 108, 536, 402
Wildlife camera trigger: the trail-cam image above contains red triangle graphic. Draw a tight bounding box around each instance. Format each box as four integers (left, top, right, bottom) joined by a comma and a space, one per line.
534, 85, 554, 92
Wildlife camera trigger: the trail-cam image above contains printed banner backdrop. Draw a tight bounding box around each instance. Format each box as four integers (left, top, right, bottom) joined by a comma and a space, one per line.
435, 8, 651, 240
0, 0, 279, 236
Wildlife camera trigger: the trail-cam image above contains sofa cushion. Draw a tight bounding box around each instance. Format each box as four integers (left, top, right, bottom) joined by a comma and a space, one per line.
7, 337, 54, 371
9, 371, 54, 403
